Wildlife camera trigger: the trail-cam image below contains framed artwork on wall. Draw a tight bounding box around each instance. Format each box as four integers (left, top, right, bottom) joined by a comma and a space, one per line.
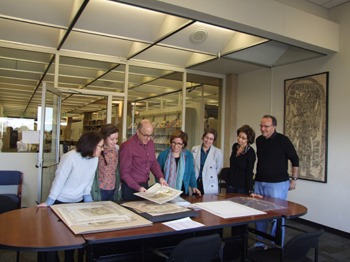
284, 72, 328, 183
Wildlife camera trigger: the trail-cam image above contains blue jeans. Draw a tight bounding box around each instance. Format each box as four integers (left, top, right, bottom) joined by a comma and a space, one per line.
254, 180, 290, 246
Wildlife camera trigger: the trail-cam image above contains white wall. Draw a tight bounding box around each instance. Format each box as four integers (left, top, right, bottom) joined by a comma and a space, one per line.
0, 153, 38, 208
155, 0, 338, 53
237, 2, 350, 234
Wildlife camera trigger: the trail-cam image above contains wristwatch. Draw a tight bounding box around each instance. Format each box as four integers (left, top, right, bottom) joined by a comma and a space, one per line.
290, 177, 298, 181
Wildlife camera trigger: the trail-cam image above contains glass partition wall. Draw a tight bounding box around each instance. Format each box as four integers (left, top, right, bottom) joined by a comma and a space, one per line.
0, 50, 222, 153
128, 66, 221, 151
0, 49, 222, 203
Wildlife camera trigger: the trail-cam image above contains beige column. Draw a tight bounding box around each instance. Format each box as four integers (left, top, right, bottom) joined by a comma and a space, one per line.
65, 117, 73, 141
221, 74, 238, 167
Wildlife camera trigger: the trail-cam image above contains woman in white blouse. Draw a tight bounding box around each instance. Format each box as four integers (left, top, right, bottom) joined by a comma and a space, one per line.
192, 128, 223, 194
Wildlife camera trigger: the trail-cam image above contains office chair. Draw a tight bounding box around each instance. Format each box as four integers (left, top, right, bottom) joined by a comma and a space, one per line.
247, 229, 324, 262
148, 233, 224, 262
0, 171, 23, 262
0, 170, 23, 208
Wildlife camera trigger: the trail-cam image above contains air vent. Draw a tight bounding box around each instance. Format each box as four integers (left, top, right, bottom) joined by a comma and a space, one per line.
190, 29, 208, 43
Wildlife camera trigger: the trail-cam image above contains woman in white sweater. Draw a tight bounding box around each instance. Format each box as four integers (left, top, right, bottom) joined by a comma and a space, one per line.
192, 128, 223, 194
38, 131, 104, 206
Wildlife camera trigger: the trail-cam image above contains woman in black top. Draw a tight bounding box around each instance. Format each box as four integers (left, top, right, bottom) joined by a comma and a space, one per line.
228, 125, 256, 195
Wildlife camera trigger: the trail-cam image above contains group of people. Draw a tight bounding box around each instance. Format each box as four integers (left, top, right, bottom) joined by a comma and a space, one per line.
119, 119, 224, 200
37, 119, 224, 207
39, 114, 299, 250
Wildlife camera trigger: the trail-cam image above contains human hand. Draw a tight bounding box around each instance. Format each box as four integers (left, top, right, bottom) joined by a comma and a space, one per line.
159, 177, 168, 187
249, 193, 263, 198
192, 188, 202, 196
37, 202, 48, 207
139, 187, 147, 192
289, 180, 296, 190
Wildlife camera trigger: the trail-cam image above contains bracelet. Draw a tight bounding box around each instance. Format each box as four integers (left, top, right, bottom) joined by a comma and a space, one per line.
290, 177, 298, 181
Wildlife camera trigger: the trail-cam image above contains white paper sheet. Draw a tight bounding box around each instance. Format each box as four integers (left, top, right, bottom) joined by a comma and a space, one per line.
162, 217, 204, 231
194, 200, 266, 219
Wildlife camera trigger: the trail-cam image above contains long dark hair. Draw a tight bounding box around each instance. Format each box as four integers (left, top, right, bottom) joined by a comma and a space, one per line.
76, 132, 103, 157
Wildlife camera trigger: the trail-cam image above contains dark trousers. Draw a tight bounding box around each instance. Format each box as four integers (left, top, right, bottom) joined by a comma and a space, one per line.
197, 178, 204, 195
226, 186, 247, 194
100, 189, 115, 201
121, 182, 148, 201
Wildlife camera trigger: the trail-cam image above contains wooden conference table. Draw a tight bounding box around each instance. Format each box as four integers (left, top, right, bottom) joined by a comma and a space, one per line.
83, 194, 307, 261
0, 194, 307, 261
0, 206, 85, 261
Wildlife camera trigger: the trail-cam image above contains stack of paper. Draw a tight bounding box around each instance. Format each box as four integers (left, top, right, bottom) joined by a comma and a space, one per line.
51, 201, 152, 234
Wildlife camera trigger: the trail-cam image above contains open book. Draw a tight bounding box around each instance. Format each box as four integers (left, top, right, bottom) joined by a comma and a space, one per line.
134, 183, 182, 204
51, 201, 152, 234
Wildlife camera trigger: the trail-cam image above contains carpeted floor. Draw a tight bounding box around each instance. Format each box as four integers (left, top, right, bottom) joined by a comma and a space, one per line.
284, 219, 350, 262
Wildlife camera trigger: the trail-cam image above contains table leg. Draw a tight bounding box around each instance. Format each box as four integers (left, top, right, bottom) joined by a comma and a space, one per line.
275, 217, 283, 246
37, 251, 59, 262
85, 245, 94, 262
241, 225, 248, 262
77, 248, 85, 262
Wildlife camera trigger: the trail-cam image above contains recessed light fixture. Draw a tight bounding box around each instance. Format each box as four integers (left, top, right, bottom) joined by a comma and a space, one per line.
190, 29, 208, 43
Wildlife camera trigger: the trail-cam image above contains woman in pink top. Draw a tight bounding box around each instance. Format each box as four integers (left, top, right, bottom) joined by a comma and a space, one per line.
91, 124, 121, 201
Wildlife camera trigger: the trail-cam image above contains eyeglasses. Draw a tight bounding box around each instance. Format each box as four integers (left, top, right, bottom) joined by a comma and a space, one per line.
237, 135, 247, 140
204, 136, 214, 141
259, 124, 273, 128
171, 142, 184, 146
139, 129, 153, 138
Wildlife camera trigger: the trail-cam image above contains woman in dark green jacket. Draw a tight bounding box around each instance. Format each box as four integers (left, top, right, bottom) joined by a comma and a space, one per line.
91, 124, 121, 201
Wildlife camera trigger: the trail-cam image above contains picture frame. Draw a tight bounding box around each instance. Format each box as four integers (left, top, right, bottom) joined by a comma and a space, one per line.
284, 72, 328, 183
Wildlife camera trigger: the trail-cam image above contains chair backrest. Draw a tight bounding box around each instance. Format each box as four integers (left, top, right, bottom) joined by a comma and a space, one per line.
218, 167, 230, 193
284, 229, 324, 260
169, 234, 223, 262
218, 167, 230, 183
0, 195, 19, 214
0, 170, 23, 208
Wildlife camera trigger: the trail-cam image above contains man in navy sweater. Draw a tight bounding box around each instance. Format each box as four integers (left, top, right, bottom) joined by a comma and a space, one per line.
253, 115, 299, 249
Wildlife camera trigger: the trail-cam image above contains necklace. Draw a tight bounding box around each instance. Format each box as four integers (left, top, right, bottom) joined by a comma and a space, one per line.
236, 145, 245, 156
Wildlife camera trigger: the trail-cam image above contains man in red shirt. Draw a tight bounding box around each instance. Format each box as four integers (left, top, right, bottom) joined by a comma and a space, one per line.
119, 119, 168, 201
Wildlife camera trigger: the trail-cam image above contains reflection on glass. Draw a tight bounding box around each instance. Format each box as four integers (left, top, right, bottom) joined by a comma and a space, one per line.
37, 106, 53, 132
0, 117, 35, 152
